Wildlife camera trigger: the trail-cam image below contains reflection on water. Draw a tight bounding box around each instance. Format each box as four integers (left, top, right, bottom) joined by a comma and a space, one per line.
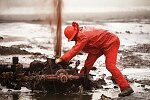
0, 92, 31, 100
0, 92, 93, 100
35, 93, 92, 100
0, 81, 149, 100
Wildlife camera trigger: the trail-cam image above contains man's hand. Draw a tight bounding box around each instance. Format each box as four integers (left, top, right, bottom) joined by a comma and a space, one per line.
55, 58, 62, 64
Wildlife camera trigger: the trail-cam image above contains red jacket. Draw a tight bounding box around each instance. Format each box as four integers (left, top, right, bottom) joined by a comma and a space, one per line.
60, 26, 118, 67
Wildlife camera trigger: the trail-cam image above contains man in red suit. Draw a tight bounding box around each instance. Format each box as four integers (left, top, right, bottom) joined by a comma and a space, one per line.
55, 22, 134, 97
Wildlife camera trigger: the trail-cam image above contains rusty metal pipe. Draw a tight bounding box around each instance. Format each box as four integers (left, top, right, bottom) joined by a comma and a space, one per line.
20, 74, 79, 82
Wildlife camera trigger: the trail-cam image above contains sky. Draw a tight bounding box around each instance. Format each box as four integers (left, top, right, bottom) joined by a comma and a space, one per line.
64, 0, 150, 13
65, 0, 150, 7
0, 0, 150, 18
0, 0, 150, 11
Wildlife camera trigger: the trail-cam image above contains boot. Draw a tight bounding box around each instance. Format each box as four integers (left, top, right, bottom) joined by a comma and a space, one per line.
118, 87, 134, 97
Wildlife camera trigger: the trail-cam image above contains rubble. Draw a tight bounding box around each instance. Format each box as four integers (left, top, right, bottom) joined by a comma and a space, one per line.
0, 57, 105, 93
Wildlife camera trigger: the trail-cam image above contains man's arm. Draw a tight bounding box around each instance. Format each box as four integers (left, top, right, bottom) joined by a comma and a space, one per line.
60, 36, 88, 62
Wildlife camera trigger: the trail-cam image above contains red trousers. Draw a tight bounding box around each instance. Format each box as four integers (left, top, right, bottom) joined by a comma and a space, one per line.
80, 37, 130, 91
104, 37, 130, 91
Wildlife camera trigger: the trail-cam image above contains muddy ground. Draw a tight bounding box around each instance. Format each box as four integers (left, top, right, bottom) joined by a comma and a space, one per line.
119, 43, 150, 68
0, 22, 150, 100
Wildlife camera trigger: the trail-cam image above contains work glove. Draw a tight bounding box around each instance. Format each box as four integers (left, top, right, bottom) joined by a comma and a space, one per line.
55, 58, 62, 64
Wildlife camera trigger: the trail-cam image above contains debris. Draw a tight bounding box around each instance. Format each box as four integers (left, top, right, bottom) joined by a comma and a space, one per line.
0, 56, 103, 93
100, 94, 112, 100
0, 36, 4, 40
135, 80, 150, 86
125, 31, 131, 34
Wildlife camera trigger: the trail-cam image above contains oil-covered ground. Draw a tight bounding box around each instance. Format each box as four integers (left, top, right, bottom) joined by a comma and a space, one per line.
0, 21, 150, 100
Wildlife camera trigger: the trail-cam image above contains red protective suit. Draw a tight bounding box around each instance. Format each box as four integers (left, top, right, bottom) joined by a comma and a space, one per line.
60, 26, 130, 91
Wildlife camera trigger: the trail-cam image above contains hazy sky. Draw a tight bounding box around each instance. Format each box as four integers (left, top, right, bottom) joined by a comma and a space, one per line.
1, 0, 150, 7
0, 0, 150, 14
64, 0, 150, 7
63, 0, 150, 13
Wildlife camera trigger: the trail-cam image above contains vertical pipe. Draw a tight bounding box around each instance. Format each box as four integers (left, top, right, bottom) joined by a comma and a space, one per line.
12, 57, 19, 64
54, 0, 62, 58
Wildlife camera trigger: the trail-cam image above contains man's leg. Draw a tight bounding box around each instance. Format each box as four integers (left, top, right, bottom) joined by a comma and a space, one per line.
104, 38, 131, 92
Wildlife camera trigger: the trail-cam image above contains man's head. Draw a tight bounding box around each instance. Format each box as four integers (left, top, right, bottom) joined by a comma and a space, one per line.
64, 22, 79, 41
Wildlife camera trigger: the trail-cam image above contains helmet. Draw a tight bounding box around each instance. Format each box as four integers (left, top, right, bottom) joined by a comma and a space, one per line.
64, 26, 77, 42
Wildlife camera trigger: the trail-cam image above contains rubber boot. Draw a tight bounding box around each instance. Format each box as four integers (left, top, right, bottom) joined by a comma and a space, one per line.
118, 87, 134, 97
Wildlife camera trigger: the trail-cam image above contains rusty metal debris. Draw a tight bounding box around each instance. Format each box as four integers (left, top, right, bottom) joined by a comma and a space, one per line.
0, 56, 104, 93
